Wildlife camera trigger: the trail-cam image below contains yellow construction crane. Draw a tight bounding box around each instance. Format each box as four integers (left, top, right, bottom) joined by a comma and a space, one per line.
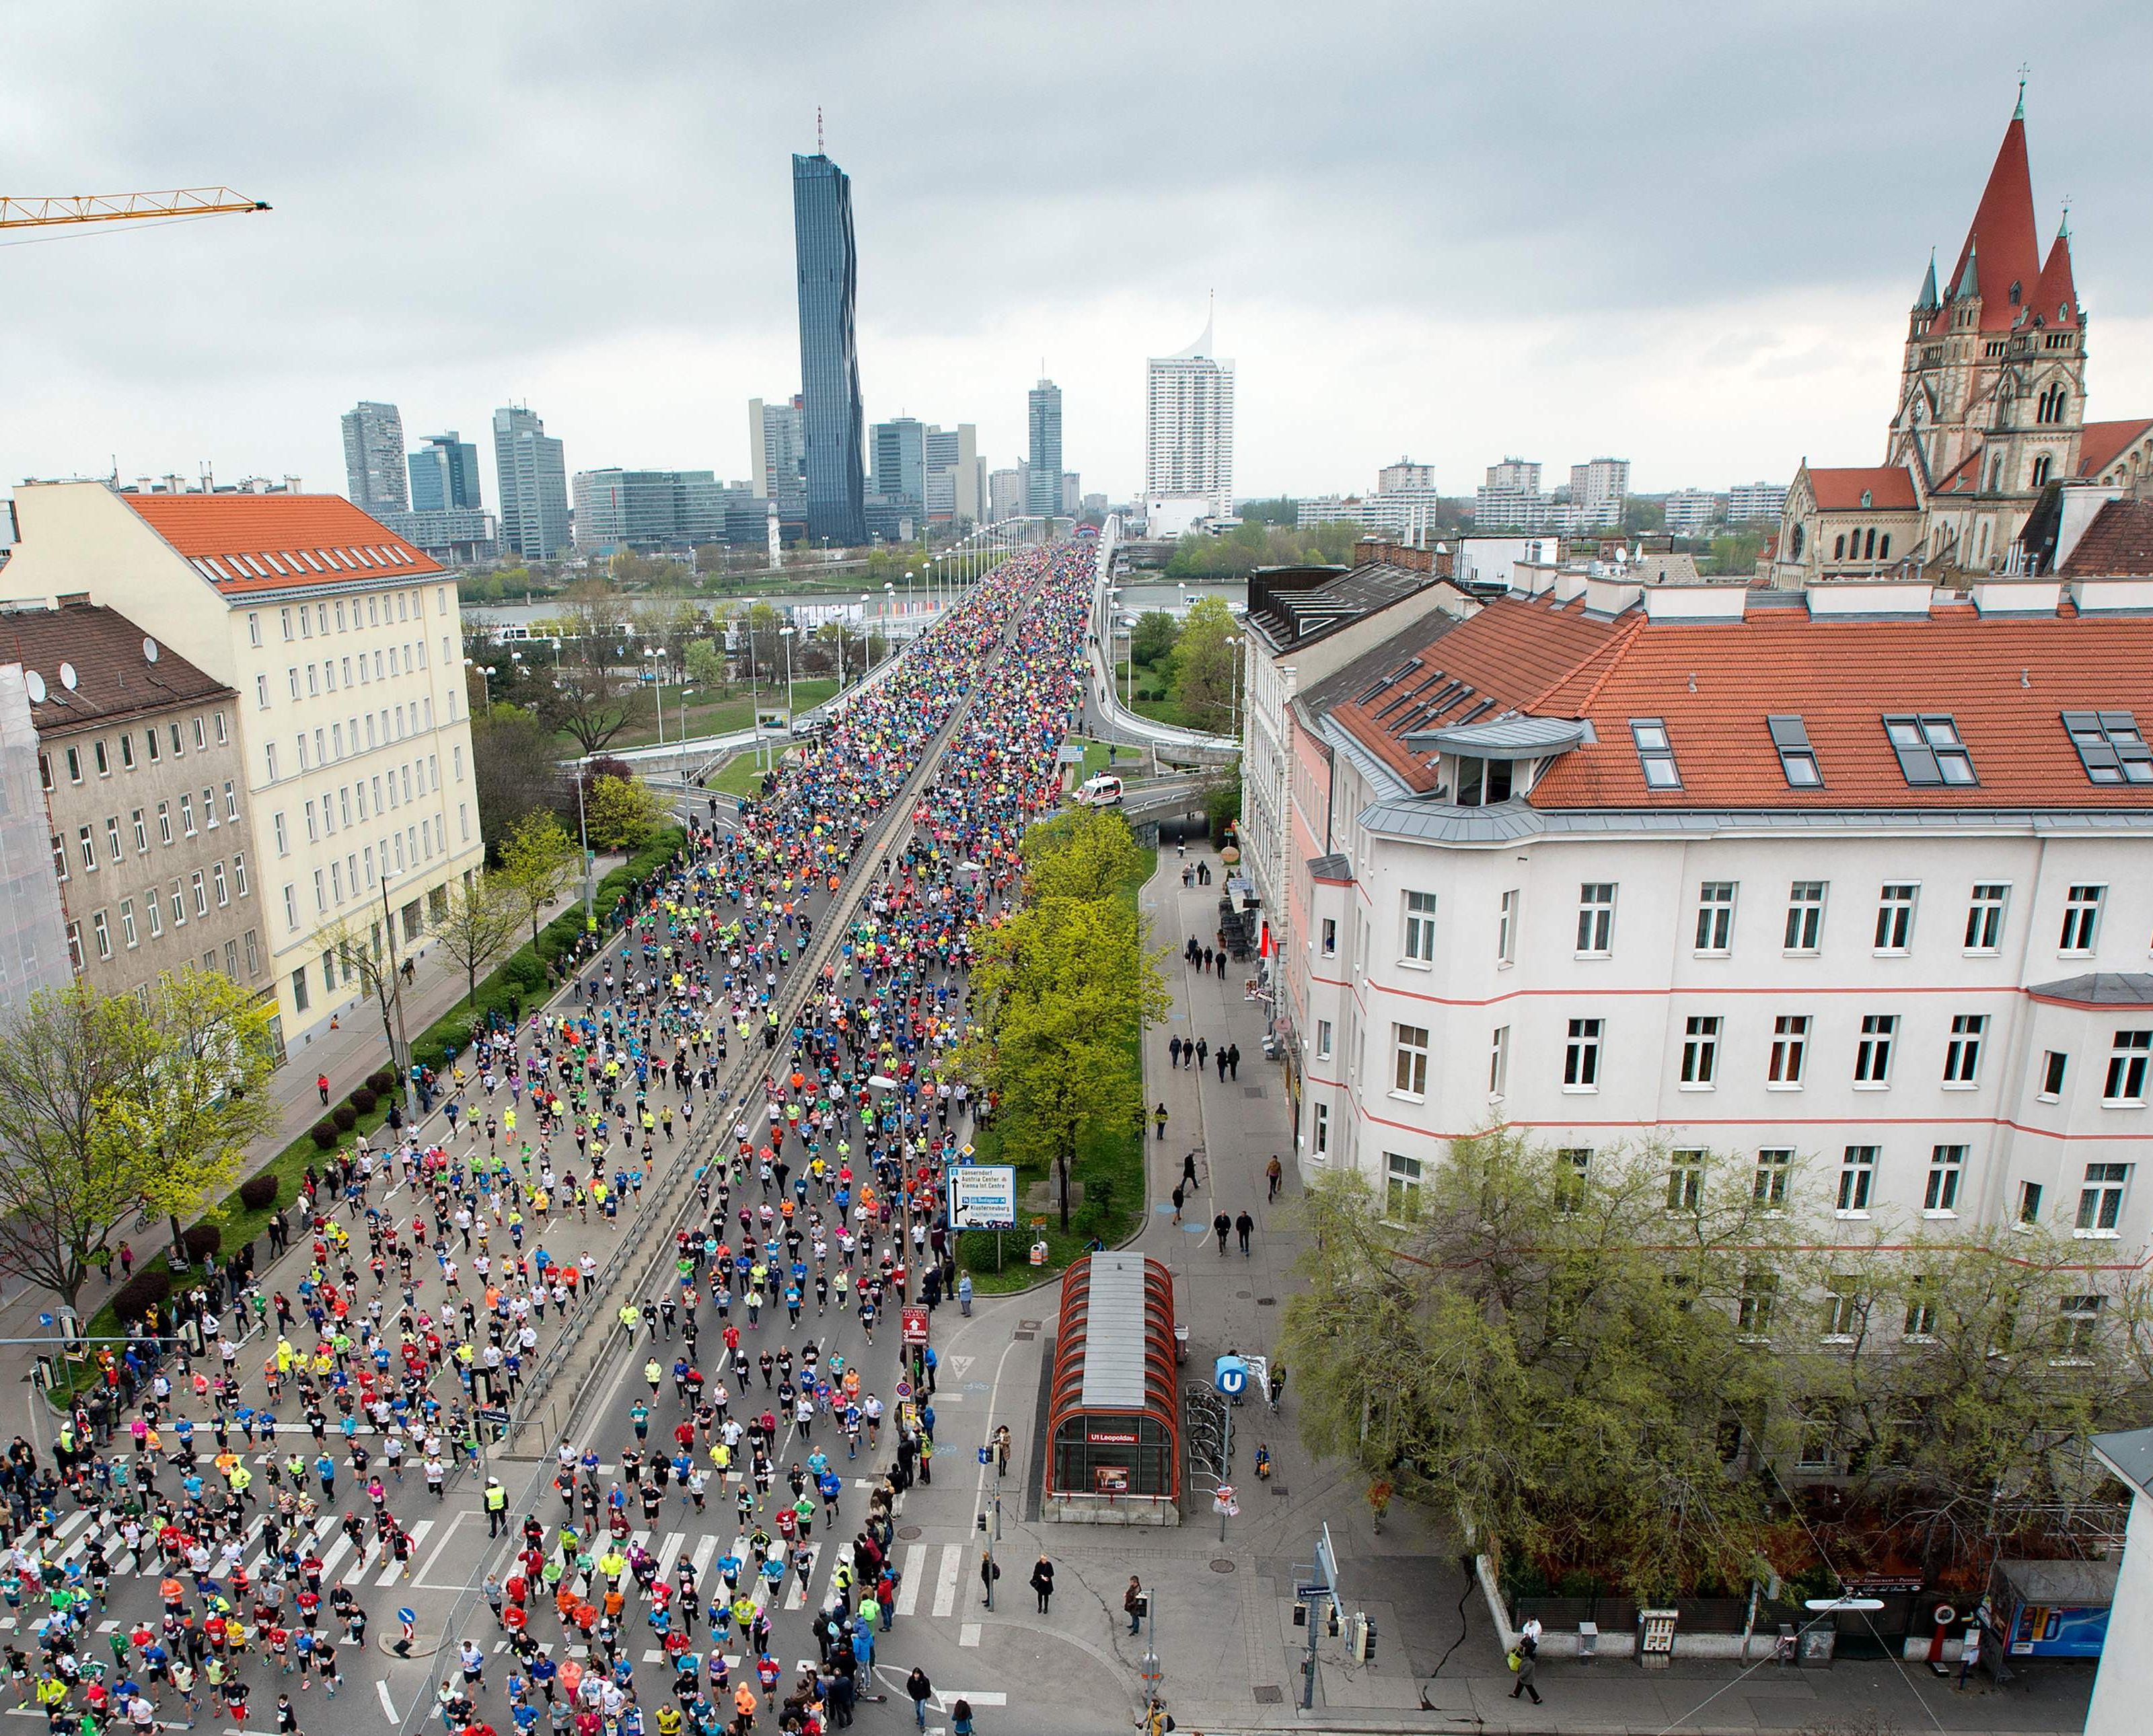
0, 187, 269, 231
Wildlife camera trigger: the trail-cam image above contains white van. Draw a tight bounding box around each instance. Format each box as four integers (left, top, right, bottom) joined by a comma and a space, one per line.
1074, 773, 1124, 807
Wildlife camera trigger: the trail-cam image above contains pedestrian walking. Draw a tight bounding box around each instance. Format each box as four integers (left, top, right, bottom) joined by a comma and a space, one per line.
1029, 1556, 1054, 1614
1227, 1043, 1241, 1079
1168, 1036, 1183, 1069
1235, 1210, 1253, 1255
1212, 1210, 1230, 1255
1124, 1576, 1144, 1635
1214, 1048, 1227, 1081
1153, 1102, 1168, 1142
1508, 1634, 1541, 1705
905, 1666, 934, 1731
1170, 1184, 1185, 1225
1266, 1155, 1282, 1201
1194, 1038, 1207, 1072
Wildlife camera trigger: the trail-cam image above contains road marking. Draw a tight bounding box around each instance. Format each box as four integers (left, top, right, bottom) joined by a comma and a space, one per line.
939, 1693, 1005, 1708
415, 1511, 468, 1587
893, 1544, 924, 1618
958, 1622, 980, 1647
930, 1544, 959, 1618
782, 1544, 821, 1610
690, 1536, 719, 1579
377, 1682, 398, 1720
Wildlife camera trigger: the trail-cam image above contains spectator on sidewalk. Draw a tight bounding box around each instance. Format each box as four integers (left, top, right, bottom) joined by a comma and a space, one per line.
1235, 1211, 1253, 1256
1266, 1156, 1282, 1202
1124, 1577, 1144, 1635
1212, 1211, 1231, 1256
1029, 1557, 1054, 1614
1153, 1104, 1168, 1143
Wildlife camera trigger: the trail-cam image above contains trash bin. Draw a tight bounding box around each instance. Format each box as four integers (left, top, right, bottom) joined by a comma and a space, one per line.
1578, 1622, 1599, 1661
1173, 1325, 1189, 1365
1798, 1625, 1837, 1667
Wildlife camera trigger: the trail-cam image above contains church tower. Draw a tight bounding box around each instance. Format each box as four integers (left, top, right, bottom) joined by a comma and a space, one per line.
1886, 92, 2087, 571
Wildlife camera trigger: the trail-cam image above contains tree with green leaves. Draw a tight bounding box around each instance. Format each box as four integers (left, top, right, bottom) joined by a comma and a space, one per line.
1171, 594, 1240, 731
584, 774, 663, 852
472, 702, 564, 839
434, 873, 525, 1009
498, 809, 577, 944
1280, 1133, 1790, 1599
684, 638, 727, 692
1021, 809, 1148, 904
1130, 611, 1181, 667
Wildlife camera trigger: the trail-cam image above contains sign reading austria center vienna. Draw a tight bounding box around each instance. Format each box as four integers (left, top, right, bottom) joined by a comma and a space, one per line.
948, 1165, 1018, 1230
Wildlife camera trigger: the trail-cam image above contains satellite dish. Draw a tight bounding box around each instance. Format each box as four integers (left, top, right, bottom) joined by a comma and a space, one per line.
58, 663, 77, 691
143, 637, 159, 663
24, 670, 44, 704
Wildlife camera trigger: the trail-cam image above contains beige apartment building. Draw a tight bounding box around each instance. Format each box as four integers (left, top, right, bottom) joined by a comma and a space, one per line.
5, 603, 265, 1006
0, 483, 485, 1058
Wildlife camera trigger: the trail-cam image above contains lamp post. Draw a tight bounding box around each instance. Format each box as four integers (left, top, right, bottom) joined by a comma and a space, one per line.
1225, 634, 1243, 739
883, 581, 896, 635
573, 758, 595, 929
778, 625, 797, 737
377, 870, 421, 1128
741, 602, 766, 772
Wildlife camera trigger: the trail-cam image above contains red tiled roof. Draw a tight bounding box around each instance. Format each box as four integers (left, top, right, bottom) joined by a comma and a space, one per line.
2033, 224, 2080, 328
0, 602, 231, 731
2076, 418, 2153, 480
1326, 596, 1626, 791
1930, 451, 1981, 497
1806, 466, 1919, 511
2059, 498, 2153, 578
1329, 591, 2153, 812
123, 493, 444, 593
1947, 114, 2043, 332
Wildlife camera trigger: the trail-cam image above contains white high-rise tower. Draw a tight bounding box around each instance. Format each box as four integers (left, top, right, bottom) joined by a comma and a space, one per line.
1144, 303, 1235, 526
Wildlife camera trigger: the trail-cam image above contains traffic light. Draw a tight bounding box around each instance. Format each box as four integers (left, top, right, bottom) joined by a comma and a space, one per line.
1350, 1614, 1378, 1661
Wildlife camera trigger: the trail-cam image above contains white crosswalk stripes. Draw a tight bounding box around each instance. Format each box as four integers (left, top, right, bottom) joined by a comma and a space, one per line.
930, 1543, 960, 1618
893, 1544, 924, 1617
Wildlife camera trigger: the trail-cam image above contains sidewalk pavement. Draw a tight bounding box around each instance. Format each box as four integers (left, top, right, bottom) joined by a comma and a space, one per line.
837, 842, 2096, 1736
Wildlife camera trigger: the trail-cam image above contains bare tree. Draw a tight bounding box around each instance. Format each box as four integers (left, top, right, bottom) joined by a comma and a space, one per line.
434, 874, 523, 1009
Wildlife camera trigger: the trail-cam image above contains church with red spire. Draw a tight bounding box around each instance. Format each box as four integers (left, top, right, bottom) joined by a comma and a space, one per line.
1772, 91, 2153, 584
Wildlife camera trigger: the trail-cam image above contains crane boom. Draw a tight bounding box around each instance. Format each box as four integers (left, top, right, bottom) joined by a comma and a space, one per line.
0, 188, 270, 231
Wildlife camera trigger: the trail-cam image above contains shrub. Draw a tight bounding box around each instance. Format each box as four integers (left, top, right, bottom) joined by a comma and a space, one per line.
367, 1069, 396, 1095
109, 1269, 172, 1325
181, 1224, 221, 1262
331, 1104, 358, 1132
238, 1172, 280, 1213
348, 1087, 378, 1116
311, 1120, 340, 1151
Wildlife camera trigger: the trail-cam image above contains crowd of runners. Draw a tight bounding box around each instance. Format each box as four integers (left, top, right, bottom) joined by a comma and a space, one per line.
6, 538, 1102, 1736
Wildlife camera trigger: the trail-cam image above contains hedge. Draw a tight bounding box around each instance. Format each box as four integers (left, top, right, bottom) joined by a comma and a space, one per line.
52, 826, 691, 1400
349, 1086, 378, 1116
181, 1225, 221, 1262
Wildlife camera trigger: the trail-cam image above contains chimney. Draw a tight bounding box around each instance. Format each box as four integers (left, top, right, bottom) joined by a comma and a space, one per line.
283, 475, 302, 494
161, 474, 184, 495
135, 477, 153, 495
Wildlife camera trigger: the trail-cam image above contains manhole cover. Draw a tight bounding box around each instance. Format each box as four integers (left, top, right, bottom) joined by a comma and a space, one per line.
1019, 1319, 1043, 1332
1253, 1687, 1284, 1704
1235, 1290, 1252, 1299
1256, 1297, 1277, 1306
898, 1526, 922, 1540
1210, 1559, 1236, 1573
1012, 1331, 1035, 1341
1243, 1085, 1266, 1099
1271, 1485, 1289, 1497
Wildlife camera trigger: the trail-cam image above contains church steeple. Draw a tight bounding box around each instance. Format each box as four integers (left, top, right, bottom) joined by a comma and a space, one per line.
1944, 98, 2042, 328
1953, 244, 1981, 301
1915, 250, 1940, 312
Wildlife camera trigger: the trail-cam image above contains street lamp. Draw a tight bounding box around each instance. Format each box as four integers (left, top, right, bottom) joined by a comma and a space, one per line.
739, 602, 766, 772
778, 625, 797, 738
883, 581, 896, 632
572, 756, 595, 928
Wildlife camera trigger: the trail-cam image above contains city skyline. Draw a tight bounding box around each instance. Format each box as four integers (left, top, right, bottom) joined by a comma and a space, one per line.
7, 7, 2153, 512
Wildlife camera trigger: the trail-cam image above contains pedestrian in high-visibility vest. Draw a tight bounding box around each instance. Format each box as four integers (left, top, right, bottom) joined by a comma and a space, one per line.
484, 1477, 509, 1537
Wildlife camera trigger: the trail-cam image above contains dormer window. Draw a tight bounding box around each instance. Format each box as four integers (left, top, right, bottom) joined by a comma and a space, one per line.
1860, 489, 1874, 509
2009, 280, 2022, 306
1455, 757, 1515, 807
1630, 719, 1681, 789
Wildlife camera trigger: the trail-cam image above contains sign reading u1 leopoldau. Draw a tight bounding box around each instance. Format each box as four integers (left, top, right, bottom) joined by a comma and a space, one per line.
948, 1164, 1018, 1229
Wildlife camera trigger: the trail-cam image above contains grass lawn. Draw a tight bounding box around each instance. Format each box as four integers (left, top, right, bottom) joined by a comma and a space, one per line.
955, 846, 1159, 1293
593, 678, 842, 754
709, 751, 774, 802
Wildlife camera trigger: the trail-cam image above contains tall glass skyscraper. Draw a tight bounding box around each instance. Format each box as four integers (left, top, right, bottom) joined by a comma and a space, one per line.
341, 401, 408, 513
408, 432, 483, 512
792, 152, 867, 547
1027, 379, 1063, 518
492, 404, 570, 560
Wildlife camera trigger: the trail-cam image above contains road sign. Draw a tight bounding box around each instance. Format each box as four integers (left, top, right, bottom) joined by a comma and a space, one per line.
1294, 1583, 1331, 1601
948, 1165, 1017, 1230
978, 1447, 992, 1466
1214, 1354, 1249, 1398
895, 1379, 913, 1401
37, 1313, 52, 1329
477, 1406, 511, 1424
901, 1305, 930, 1346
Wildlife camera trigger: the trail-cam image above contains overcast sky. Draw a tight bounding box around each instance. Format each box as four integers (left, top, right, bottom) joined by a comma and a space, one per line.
5, 1, 2152, 511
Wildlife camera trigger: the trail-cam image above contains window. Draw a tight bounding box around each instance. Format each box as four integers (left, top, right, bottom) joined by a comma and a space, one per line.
65, 922, 81, 976
104, 817, 121, 863
168, 880, 185, 928
282, 884, 297, 931
223, 781, 237, 820
312, 869, 326, 914
2059, 884, 2105, 953
92, 740, 109, 777
1738, 1270, 1778, 1337
256, 673, 270, 709
1496, 889, 1519, 965
1666, 1149, 1704, 1213
291, 967, 309, 1013
1383, 1152, 1423, 1219
1554, 1149, 1592, 1215
1883, 714, 1975, 785
1956, 882, 2008, 953
1874, 883, 1918, 951
65, 746, 81, 784
1488, 1025, 1510, 1097
1837, 1147, 1877, 1214
2018, 1180, 2045, 1225
245, 931, 260, 976
1309, 1101, 1329, 1157
1905, 1276, 1940, 1339
1823, 1272, 1864, 1338
1854, 1013, 1897, 1085
119, 900, 137, 949
2041, 1050, 2068, 1099
1564, 1017, 1603, 1090
50, 833, 65, 881
272, 811, 289, 855
1454, 757, 1514, 805
145, 894, 161, 939
2061, 711, 2153, 784
1767, 1015, 1810, 1086
2076, 1164, 2128, 1234
1694, 882, 1736, 953
90, 911, 111, 961
179, 793, 196, 837
1784, 881, 1826, 952
2105, 1032, 2152, 1105
1767, 715, 1821, 787
143, 728, 159, 764
2051, 1295, 2102, 1361
1926, 1145, 1965, 1213
1679, 1015, 1720, 1087
77, 826, 96, 871
119, 735, 134, 770
1576, 883, 1615, 955
1391, 1025, 1430, 1097
232, 853, 248, 896
1943, 1013, 1987, 1085
1315, 1019, 1333, 1061
129, 809, 145, 854
2031, 454, 2054, 488
1795, 1403, 1839, 1472
1630, 718, 1681, 788
1401, 891, 1438, 964
213, 863, 229, 907
1753, 1148, 1792, 1210
248, 612, 261, 647
1319, 918, 1336, 959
